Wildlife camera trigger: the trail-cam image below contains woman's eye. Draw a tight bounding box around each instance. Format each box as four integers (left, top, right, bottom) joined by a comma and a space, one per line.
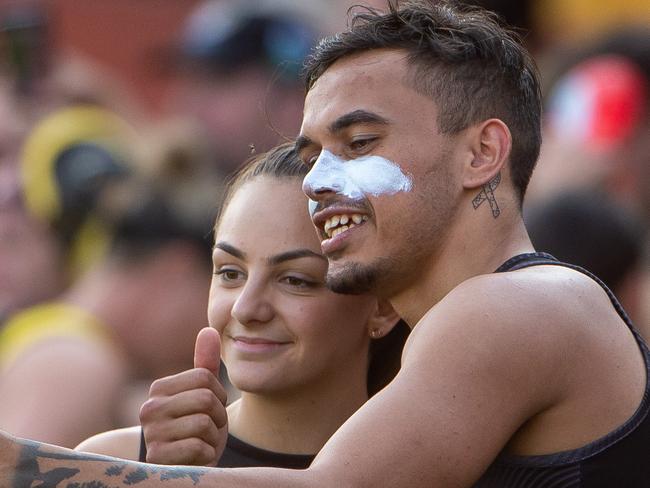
214, 268, 245, 283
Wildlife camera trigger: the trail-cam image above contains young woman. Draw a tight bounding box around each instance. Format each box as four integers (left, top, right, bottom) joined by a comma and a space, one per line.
75, 142, 409, 468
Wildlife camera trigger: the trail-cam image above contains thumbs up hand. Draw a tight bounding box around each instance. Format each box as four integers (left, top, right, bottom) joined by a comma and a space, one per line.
193, 327, 222, 376
140, 327, 228, 466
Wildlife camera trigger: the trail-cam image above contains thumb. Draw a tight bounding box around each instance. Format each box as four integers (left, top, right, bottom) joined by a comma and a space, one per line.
194, 327, 221, 376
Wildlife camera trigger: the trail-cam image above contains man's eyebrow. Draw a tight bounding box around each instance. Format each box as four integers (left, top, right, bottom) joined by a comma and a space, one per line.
329, 109, 389, 133
296, 110, 389, 155
213, 241, 246, 260
268, 249, 327, 266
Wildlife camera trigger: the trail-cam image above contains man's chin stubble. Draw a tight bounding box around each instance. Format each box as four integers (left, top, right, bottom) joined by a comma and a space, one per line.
325, 260, 389, 295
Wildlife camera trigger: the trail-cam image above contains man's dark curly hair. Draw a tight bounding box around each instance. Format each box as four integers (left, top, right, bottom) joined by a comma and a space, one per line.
303, 0, 542, 203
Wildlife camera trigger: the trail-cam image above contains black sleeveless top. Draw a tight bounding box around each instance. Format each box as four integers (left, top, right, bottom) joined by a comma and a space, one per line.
138, 429, 314, 469
474, 252, 650, 487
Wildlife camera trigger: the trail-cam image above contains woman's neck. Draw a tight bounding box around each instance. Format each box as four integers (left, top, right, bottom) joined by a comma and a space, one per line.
227, 373, 369, 455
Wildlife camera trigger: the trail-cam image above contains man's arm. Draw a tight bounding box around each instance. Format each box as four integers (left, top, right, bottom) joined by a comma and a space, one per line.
2, 433, 317, 488
1, 274, 569, 487
306, 276, 559, 487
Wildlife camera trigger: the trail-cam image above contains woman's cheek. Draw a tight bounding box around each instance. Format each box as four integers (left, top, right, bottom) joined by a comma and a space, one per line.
207, 295, 233, 332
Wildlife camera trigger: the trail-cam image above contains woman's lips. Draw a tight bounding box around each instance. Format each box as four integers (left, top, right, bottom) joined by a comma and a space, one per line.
230, 336, 291, 354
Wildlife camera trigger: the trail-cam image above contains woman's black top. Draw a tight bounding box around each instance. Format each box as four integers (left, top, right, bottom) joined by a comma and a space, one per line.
139, 429, 314, 469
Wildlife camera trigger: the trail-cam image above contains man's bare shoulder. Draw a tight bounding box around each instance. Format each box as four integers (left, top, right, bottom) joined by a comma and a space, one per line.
404, 264, 619, 385
396, 263, 644, 457
422, 264, 612, 333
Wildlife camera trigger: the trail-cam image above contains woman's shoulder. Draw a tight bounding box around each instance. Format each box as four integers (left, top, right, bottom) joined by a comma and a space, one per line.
74, 425, 142, 461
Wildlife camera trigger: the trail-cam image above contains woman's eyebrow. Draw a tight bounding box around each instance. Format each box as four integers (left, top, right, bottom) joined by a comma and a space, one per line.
213, 241, 246, 260
268, 249, 327, 266
295, 134, 313, 155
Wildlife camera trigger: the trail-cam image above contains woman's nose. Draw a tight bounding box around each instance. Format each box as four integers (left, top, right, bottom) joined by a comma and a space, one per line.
230, 278, 274, 326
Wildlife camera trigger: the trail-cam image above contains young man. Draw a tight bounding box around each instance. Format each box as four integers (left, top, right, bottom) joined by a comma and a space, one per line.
1, 1, 648, 486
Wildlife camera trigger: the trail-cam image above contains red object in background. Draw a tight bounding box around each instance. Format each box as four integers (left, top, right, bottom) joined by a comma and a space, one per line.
0, 0, 202, 115
548, 55, 648, 152
585, 57, 647, 146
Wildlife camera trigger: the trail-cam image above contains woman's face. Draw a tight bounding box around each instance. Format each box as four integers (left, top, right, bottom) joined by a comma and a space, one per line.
208, 177, 378, 395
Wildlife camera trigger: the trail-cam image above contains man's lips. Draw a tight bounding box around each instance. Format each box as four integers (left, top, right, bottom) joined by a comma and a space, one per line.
312, 204, 371, 240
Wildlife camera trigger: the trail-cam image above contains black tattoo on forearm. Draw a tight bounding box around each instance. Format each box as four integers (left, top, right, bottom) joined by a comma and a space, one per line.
14, 441, 80, 488
106, 465, 126, 477
12, 440, 208, 487
472, 173, 501, 218
123, 467, 149, 485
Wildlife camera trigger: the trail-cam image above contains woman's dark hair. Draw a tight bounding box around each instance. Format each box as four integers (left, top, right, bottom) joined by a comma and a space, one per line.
215, 141, 409, 396
304, 0, 542, 203
213, 142, 306, 230
367, 320, 410, 396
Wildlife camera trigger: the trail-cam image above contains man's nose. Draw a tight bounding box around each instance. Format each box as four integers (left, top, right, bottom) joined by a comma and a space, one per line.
302, 151, 345, 199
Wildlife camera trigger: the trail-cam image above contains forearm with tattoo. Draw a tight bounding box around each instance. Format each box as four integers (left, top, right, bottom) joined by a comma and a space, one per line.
12, 439, 208, 488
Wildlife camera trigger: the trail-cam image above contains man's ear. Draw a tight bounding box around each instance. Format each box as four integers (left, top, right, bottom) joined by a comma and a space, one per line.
367, 299, 401, 339
462, 118, 512, 190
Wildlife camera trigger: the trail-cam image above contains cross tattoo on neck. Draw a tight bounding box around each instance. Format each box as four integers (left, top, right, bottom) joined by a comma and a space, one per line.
472, 173, 501, 218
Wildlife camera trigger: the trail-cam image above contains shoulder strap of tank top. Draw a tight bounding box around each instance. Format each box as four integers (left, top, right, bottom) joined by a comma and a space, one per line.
494, 252, 559, 273
491, 254, 650, 469
495, 253, 645, 350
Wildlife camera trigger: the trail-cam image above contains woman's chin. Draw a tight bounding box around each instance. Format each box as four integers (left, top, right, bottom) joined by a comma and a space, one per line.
229, 372, 286, 395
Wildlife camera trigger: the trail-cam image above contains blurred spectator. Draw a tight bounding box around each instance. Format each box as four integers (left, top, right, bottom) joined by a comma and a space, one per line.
533, 0, 650, 46
0, 106, 224, 447
162, 0, 320, 174
527, 27, 649, 217
526, 190, 646, 329
0, 2, 50, 97
526, 26, 650, 340
0, 12, 154, 319
0, 76, 67, 323
0, 204, 67, 323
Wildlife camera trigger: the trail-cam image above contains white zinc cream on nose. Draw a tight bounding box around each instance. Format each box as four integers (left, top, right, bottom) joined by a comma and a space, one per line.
308, 198, 318, 217
304, 150, 412, 215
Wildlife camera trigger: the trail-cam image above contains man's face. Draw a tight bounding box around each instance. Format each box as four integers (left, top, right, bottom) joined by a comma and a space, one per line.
298, 49, 463, 297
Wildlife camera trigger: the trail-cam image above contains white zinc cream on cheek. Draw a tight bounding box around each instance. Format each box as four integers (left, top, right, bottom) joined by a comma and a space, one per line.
304, 150, 412, 215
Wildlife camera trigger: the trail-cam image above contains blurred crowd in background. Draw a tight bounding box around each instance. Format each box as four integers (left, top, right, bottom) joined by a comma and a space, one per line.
0, 0, 648, 450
